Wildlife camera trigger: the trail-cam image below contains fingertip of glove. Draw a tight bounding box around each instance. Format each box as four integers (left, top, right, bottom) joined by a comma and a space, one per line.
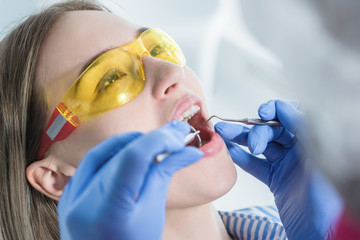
214, 122, 226, 133
258, 105, 273, 120
166, 121, 190, 134
185, 146, 204, 158
214, 121, 240, 133
275, 99, 294, 112
251, 147, 262, 156
178, 147, 204, 167
249, 134, 264, 155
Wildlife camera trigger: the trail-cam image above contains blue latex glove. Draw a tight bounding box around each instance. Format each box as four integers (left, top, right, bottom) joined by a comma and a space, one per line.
58, 121, 204, 240
215, 100, 342, 240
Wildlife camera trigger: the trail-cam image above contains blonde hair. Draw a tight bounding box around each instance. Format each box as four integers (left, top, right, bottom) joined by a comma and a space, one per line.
0, 1, 109, 239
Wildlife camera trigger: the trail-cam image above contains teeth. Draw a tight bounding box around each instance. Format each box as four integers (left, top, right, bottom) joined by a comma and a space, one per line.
178, 105, 200, 122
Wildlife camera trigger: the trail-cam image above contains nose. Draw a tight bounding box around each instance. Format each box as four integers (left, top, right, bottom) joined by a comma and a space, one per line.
142, 55, 185, 99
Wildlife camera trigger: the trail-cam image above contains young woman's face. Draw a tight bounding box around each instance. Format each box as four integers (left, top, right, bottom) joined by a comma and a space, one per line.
36, 11, 237, 208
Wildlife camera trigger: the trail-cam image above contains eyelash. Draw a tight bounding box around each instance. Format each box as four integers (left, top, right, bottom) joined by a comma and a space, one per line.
100, 70, 127, 89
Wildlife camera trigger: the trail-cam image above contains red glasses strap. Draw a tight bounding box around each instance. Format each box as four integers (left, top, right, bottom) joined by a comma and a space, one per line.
37, 108, 76, 159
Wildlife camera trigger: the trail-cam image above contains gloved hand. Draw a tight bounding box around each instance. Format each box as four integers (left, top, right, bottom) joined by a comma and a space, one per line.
58, 121, 203, 240
215, 100, 342, 240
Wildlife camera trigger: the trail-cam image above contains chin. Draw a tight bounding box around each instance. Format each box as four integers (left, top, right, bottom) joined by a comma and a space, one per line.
166, 141, 237, 209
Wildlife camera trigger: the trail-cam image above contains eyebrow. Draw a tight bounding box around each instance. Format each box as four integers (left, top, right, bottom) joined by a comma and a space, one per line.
136, 27, 149, 37
79, 27, 149, 73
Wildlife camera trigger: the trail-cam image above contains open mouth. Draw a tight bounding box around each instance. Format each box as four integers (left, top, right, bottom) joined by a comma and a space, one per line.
171, 95, 224, 157
177, 104, 213, 149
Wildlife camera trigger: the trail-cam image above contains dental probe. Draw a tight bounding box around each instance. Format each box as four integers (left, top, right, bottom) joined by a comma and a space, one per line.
155, 128, 201, 163
189, 125, 202, 147
188, 125, 202, 146
200, 115, 283, 127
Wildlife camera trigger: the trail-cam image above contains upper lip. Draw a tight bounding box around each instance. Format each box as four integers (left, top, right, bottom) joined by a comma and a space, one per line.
169, 94, 203, 122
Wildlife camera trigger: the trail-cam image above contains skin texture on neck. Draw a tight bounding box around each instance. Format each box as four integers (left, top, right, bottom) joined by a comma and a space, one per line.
163, 203, 231, 240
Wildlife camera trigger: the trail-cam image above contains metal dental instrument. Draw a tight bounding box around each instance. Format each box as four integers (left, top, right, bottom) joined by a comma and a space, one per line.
188, 126, 202, 146
155, 126, 202, 163
200, 115, 282, 127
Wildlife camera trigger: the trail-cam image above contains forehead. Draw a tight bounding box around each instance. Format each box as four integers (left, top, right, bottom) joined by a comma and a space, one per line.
36, 10, 139, 107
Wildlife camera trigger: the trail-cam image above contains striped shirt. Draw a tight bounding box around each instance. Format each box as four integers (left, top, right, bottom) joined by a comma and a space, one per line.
218, 205, 287, 240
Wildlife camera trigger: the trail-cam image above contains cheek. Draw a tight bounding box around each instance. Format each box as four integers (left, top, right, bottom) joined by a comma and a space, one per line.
58, 96, 160, 165
90, 89, 164, 131
166, 141, 237, 208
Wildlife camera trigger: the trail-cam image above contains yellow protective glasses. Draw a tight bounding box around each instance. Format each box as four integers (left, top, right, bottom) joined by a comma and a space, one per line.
37, 28, 186, 159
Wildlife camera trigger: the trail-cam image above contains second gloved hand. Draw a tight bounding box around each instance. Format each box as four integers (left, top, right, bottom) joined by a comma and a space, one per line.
58, 121, 204, 240
215, 100, 342, 240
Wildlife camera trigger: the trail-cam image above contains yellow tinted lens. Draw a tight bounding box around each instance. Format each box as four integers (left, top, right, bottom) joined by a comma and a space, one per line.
141, 28, 186, 66
59, 48, 144, 125
56, 28, 185, 126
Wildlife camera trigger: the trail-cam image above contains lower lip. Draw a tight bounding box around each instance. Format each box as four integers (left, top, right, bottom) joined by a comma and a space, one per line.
198, 130, 224, 157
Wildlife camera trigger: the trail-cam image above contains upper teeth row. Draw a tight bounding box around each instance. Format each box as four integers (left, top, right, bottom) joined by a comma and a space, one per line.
178, 105, 200, 121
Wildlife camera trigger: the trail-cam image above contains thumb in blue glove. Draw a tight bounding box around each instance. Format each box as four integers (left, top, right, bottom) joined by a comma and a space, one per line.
215, 100, 342, 240
58, 121, 204, 240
